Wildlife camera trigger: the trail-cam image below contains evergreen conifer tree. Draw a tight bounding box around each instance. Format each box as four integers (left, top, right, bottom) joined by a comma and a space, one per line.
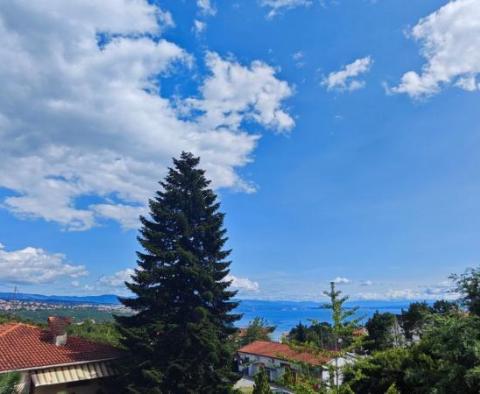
252, 368, 272, 394
116, 152, 240, 393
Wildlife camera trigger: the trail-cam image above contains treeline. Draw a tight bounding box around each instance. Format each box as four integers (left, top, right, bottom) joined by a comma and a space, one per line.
342, 268, 480, 394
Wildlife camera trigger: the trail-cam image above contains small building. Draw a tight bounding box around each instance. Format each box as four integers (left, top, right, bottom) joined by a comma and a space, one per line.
237, 340, 357, 388
0, 317, 121, 394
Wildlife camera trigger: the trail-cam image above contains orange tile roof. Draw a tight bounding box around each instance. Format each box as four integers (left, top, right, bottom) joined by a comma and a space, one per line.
0, 323, 121, 372
238, 340, 331, 366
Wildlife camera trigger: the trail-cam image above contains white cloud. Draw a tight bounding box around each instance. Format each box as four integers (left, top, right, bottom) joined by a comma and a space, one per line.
197, 0, 216, 16
193, 19, 207, 35
292, 51, 305, 68
91, 204, 147, 230
332, 276, 351, 284
225, 274, 260, 292
391, 0, 480, 98
261, 0, 312, 18
98, 268, 135, 289
0, 243, 87, 285
322, 56, 373, 92
0, 1, 294, 231
360, 280, 373, 286
186, 52, 294, 134
92, 270, 259, 295
356, 281, 458, 301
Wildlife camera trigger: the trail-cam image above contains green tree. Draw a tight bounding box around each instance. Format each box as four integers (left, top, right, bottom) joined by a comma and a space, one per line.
398, 302, 431, 341
342, 347, 410, 394
323, 282, 361, 347
344, 313, 480, 394
116, 152, 240, 393
288, 322, 309, 343
451, 267, 480, 316
67, 320, 121, 346
239, 317, 275, 347
403, 314, 480, 393
252, 368, 273, 394
365, 312, 398, 352
431, 299, 459, 315
0, 373, 20, 394
385, 383, 400, 394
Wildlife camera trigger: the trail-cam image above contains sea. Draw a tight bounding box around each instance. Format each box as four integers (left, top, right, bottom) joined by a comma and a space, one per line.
235, 299, 415, 340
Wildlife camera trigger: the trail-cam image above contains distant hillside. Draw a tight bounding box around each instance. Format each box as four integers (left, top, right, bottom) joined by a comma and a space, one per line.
0, 292, 120, 305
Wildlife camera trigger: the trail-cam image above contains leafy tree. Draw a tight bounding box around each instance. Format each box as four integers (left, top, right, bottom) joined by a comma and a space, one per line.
431, 299, 459, 315
280, 367, 295, 387
398, 302, 431, 341
0, 373, 20, 394
239, 317, 275, 347
402, 314, 480, 393
252, 368, 272, 394
288, 322, 309, 343
365, 312, 399, 352
451, 267, 480, 316
116, 152, 241, 393
342, 347, 410, 394
385, 383, 400, 394
67, 320, 121, 346
287, 321, 336, 350
344, 313, 480, 394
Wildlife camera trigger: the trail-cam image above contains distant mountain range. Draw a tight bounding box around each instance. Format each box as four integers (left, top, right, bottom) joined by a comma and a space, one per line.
0, 292, 121, 305
0, 291, 433, 307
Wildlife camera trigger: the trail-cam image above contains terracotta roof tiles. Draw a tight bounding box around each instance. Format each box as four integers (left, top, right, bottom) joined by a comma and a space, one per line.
238, 340, 331, 366
0, 323, 121, 372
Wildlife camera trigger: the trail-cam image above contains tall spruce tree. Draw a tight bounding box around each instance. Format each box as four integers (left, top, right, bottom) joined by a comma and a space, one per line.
116, 152, 241, 393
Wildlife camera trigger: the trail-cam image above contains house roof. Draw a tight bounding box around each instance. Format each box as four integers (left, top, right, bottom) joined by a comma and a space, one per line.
0, 323, 122, 373
238, 340, 331, 366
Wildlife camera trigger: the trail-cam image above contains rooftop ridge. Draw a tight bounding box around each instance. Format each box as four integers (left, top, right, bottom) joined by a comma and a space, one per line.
0, 323, 21, 337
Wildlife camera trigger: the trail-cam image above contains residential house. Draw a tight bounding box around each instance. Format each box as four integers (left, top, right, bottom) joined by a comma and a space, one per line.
237, 340, 357, 388
0, 317, 121, 394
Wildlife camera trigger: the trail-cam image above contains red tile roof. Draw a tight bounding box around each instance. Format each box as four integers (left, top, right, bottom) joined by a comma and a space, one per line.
0, 323, 121, 372
238, 340, 331, 366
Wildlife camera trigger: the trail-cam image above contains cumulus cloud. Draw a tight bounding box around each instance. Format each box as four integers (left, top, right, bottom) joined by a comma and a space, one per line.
0, 1, 294, 231
197, 0, 216, 16
193, 19, 207, 35
332, 276, 351, 284
225, 274, 260, 292
391, 0, 480, 98
356, 281, 458, 301
186, 52, 294, 134
0, 243, 87, 285
261, 0, 312, 18
322, 56, 373, 92
98, 268, 135, 289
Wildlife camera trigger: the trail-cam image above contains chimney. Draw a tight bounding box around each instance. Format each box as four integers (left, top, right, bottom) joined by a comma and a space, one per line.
47, 316, 71, 346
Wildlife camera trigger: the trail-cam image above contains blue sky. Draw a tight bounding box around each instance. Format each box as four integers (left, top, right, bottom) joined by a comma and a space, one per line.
0, 0, 479, 300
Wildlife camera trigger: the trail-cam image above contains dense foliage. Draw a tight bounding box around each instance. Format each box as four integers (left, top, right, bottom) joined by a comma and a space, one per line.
116, 152, 240, 393
288, 321, 336, 350
0, 373, 20, 394
252, 369, 272, 394
343, 270, 480, 393
287, 282, 362, 353
451, 267, 480, 316
364, 311, 399, 352
397, 302, 431, 341
237, 317, 275, 347
344, 313, 480, 393
67, 320, 121, 346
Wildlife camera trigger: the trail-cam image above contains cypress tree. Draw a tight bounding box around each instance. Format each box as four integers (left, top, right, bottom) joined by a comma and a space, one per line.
252, 368, 272, 394
116, 152, 241, 393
